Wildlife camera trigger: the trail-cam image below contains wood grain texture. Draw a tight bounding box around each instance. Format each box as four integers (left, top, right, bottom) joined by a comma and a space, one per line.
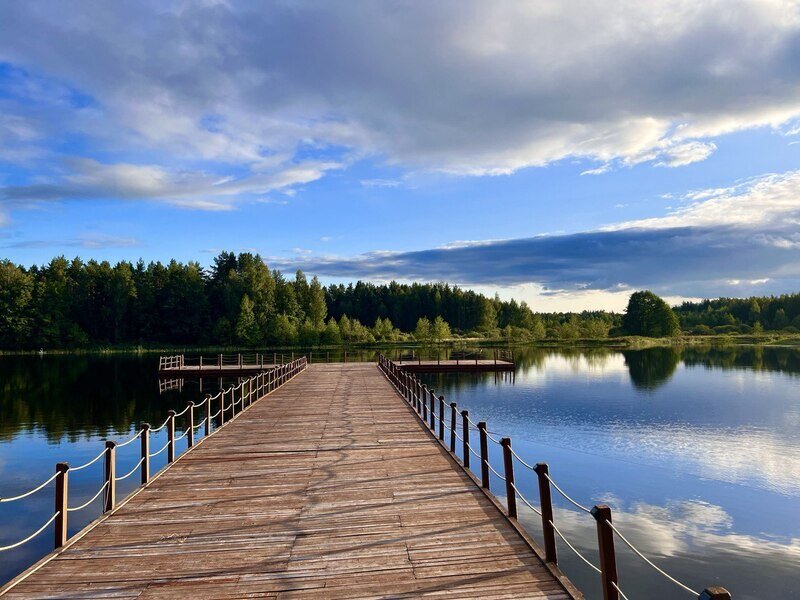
3, 364, 573, 599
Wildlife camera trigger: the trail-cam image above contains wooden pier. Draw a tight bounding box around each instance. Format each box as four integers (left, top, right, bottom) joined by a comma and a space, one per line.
2, 362, 577, 599
2, 358, 731, 600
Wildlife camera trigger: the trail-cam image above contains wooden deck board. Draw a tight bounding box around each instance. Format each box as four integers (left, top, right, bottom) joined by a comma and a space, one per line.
3, 363, 574, 599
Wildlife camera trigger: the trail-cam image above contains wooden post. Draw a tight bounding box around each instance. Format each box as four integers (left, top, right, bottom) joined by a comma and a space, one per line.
204, 395, 211, 436
699, 588, 732, 600
54, 462, 68, 548
461, 410, 470, 469
104, 441, 116, 513
167, 410, 176, 464
238, 353, 243, 368
535, 463, 558, 564
141, 423, 150, 485
592, 505, 619, 600
219, 390, 226, 425
438, 396, 445, 440
187, 401, 195, 448
449, 403, 457, 452
478, 422, 490, 489
500, 438, 517, 519
421, 385, 428, 420
218, 353, 222, 367
429, 388, 436, 430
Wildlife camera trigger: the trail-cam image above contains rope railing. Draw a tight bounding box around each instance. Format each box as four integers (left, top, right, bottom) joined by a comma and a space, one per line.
69, 449, 106, 472
67, 481, 109, 513
0, 356, 309, 561
376, 353, 730, 600
0, 512, 60, 552
0, 472, 59, 503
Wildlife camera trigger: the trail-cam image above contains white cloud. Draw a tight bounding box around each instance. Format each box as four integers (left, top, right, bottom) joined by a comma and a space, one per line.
0, 0, 799, 188
0, 157, 341, 210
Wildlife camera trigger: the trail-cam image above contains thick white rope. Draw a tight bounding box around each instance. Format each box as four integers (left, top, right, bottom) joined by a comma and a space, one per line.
510, 482, 542, 516
0, 472, 58, 503
0, 512, 60, 552
114, 429, 143, 448
69, 449, 107, 472
605, 519, 698, 596
148, 440, 170, 458
67, 481, 109, 512
115, 458, 145, 482
550, 519, 601, 574
545, 473, 592, 514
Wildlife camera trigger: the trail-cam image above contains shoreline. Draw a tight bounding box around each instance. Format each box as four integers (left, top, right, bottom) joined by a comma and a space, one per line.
3, 333, 800, 356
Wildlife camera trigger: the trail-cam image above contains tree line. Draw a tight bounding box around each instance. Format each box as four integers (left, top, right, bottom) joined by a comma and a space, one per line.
2, 252, 793, 348
0, 252, 623, 348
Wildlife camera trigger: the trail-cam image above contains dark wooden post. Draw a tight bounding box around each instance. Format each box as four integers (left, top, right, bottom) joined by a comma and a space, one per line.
699, 588, 732, 600
438, 396, 445, 440
535, 463, 558, 564
204, 395, 211, 436
218, 353, 222, 367
421, 385, 428, 420
461, 410, 470, 469
478, 422, 490, 489
219, 390, 226, 426
501, 438, 517, 518
592, 505, 619, 600
449, 402, 457, 452
238, 353, 243, 368
140, 423, 150, 485
429, 388, 436, 430
166, 410, 176, 463
187, 401, 195, 448
104, 441, 116, 513
54, 462, 68, 548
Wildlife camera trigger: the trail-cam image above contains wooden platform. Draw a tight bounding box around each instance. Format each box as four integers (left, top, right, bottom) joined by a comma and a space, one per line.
158, 364, 279, 378
2, 364, 577, 599
395, 359, 515, 373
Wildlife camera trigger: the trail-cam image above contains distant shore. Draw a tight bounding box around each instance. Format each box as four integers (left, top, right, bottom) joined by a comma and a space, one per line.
3, 332, 800, 356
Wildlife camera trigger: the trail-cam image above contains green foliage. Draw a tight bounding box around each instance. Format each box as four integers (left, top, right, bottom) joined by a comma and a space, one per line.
235, 295, 260, 345
622, 291, 681, 337
414, 317, 432, 343
432, 316, 451, 342
0, 260, 33, 346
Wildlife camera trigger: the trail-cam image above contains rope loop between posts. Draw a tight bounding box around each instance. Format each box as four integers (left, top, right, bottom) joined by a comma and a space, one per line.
69, 449, 107, 472
484, 458, 506, 482
550, 519, 601, 574
209, 409, 222, 419
0, 472, 58, 503
67, 481, 109, 512
148, 440, 170, 458
508, 445, 537, 471
149, 415, 171, 433
114, 429, 143, 448
174, 429, 190, 442
172, 404, 191, 417
612, 582, 631, 600
115, 458, 145, 482
605, 519, 699, 596
510, 482, 542, 516
0, 511, 60, 552
544, 473, 592, 514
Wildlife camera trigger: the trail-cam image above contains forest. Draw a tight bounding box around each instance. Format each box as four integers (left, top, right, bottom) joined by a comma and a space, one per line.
1, 252, 798, 349
0, 252, 618, 348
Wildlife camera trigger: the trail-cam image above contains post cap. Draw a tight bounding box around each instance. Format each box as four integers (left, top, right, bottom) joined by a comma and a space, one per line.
591, 504, 612, 521
500, 437, 512, 447
141, 422, 150, 430
461, 409, 469, 416
450, 402, 457, 408
438, 395, 445, 400
534, 462, 549, 474
477, 421, 486, 429
105, 440, 117, 449
699, 588, 732, 600
56, 462, 70, 472
168, 409, 176, 416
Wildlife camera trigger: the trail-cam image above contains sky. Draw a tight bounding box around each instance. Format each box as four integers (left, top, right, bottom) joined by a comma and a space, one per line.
1, 1, 800, 311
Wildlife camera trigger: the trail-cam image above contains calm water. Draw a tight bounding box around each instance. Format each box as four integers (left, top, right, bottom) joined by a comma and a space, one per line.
419, 346, 800, 600
0, 347, 798, 598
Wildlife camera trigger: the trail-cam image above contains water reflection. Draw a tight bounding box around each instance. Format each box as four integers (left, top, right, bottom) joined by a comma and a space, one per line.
1, 346, 799, 597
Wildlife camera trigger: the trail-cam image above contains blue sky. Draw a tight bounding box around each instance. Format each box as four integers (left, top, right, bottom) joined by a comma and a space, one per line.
1, 1, 800, 311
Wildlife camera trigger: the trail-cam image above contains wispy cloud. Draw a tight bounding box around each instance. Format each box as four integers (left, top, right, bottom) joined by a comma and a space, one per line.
3, 233, 139, 249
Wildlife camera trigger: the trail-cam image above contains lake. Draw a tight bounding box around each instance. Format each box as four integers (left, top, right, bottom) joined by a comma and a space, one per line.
0, 347, 798, 599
